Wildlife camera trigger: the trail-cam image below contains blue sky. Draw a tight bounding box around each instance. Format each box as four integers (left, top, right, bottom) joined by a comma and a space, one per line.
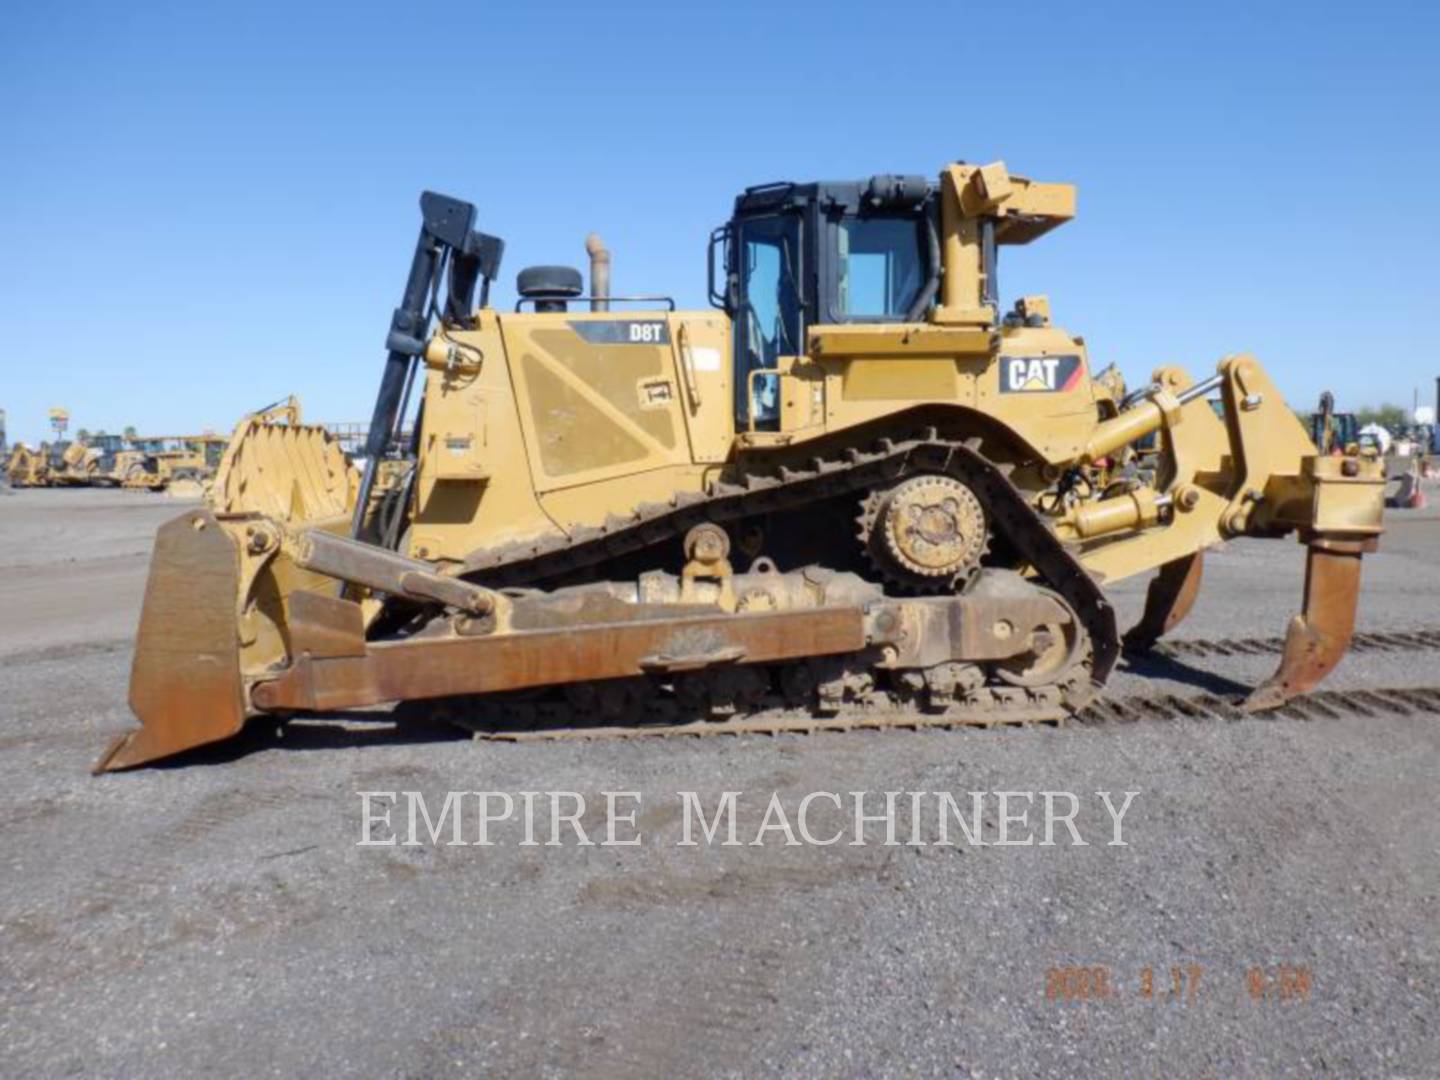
2, 0, 1437, 444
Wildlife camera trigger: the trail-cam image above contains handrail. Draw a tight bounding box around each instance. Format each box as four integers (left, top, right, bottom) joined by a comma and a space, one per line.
514, 295, 676, 312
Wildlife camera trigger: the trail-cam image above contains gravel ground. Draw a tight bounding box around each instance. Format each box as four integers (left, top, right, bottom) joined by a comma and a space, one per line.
1, 485, 1437, 1077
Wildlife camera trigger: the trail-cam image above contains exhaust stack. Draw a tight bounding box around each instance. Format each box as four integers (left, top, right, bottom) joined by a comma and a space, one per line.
586, 233, 610, 312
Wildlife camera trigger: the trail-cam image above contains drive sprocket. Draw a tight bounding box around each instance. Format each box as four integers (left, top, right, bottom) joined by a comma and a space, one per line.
858, 474, 989, 592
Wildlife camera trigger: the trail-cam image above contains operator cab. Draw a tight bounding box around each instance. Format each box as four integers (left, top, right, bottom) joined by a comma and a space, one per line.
711, 175, 939, 429
90, 433, 127, 471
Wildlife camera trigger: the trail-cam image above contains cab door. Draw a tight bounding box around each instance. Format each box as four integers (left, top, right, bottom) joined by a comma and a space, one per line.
733, 212, 805, 432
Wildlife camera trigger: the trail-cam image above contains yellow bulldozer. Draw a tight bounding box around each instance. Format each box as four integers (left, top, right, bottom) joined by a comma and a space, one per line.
97, 162, 1386, 772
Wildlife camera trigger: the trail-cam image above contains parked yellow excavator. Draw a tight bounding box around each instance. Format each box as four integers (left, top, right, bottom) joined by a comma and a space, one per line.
97, 163, 1385, 771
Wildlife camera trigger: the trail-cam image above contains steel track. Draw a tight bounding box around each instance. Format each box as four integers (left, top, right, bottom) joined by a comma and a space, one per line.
430, 622, 1440, 742
433, 623, 1440, 742
1147, 626, 1440, 660
450, 682, 1440, 743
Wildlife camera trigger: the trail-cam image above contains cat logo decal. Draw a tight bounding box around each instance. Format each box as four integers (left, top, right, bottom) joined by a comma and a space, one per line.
1000, 355, 1084, 393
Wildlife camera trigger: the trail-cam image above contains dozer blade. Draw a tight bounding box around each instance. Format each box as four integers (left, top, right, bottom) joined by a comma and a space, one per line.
1243, 541, 1365, 712
1121, 551, 1205, 654
94, 511, 246, 772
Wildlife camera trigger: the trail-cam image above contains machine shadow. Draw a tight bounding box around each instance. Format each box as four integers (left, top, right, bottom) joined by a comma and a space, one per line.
129, 710, 470, 771
1117, 649, 1253, 696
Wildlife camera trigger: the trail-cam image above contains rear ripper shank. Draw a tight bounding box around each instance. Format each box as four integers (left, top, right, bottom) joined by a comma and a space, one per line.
97, 163, 1386, 771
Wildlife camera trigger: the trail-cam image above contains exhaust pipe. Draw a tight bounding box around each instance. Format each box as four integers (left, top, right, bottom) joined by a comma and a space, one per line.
586, 233, 610, 312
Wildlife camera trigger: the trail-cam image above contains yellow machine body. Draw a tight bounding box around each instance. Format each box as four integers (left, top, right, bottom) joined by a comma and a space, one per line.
100, 163, 1385, 772
4, 443, 49, 487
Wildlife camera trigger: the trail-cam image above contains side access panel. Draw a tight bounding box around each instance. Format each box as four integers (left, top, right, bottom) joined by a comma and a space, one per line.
408, 317, 557, 563
501, 311, 695, 494
672, 313, 733, 462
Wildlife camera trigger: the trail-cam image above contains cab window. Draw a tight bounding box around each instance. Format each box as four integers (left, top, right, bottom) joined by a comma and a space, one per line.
834, 216, 925, 320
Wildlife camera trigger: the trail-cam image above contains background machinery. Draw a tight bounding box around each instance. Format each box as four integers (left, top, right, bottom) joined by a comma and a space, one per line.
120, 434, 228, 493
3, 442, 48, 487
1310, 392, 1363, 456
98, 163, 1386, 771
44, 440, 103, 486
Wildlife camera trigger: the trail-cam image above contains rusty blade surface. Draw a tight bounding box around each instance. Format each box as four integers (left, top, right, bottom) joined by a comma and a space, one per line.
1121, 550, 1206, 654
1243, 544, 1364, 712
94, 511, 247, 773
251, 607, 868, 713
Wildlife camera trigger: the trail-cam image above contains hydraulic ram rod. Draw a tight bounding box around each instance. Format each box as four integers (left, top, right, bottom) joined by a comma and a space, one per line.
351, 193, 480, 540
1082, 373, 1225, 464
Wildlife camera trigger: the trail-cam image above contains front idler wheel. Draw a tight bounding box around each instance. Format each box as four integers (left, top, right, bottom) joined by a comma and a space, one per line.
993, 588, 1089, 692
